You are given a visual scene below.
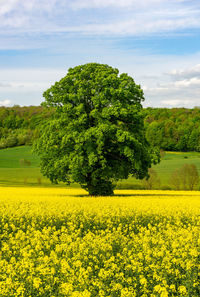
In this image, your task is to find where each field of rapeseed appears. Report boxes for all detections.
[0,187,199,297]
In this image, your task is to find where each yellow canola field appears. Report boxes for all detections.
[0,187,199,297]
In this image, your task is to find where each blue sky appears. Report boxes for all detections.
[0,0,200,107]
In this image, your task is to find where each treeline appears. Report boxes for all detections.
[1,105,200,151]
[144,107,200,152]
[0,105,53,149]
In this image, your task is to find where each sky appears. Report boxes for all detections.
[0,0,200,108]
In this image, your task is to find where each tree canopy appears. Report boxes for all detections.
[34,63,158,195]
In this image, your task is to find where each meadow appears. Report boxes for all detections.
[0,187,199,296]
[1,146,200,189]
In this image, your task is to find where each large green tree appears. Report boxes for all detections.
[34,63,158,195]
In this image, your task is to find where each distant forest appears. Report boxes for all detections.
[0,105,200,152]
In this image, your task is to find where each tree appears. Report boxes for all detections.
[180,164,199,190]
[34,63,159,195]
[169,169,181,190]
[142,168,160,190]
[170,164,199,190]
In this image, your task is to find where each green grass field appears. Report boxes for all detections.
[0,146,54,187]
[0,146,200,189]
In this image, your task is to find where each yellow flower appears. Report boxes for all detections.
[178,286,187,295]
[33,277,42,289]
[0,187,199,296]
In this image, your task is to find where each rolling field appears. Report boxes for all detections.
[0,146,70,187]
[0,187,199,296]
[1,146,200,189]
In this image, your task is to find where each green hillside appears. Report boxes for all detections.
[0,146,56,187]
[0,146,200,189]
[0,146,39,168]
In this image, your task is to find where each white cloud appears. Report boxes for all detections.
[60,18,189,36]
[69,0,172,10]
[174,77,200,88]
[2,62,199,108]
[0,68,66,83]
[0,1,200,108]
[137,59,200,108]
[0,0,57,16]
[143,79,200,107]
[0,68,67,106]
[0,69,70,106]
[169,64,200,80]
[144,77,200,93]
[0,99,11,106]
[0,82,12,87]
[0,0,18,15]
[0,82,50,92]
[161,99,183,106]
[161,98,196,107]
[70,0,134,9]
[0,0,200,36]
[69,0,197,10]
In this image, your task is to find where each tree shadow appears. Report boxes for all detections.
[72,193,188,198]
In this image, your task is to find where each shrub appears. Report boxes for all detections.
[170,164,199,190]
[142,168,161,190]
[19,159,31,167]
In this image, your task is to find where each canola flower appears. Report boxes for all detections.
[0,187,199,297]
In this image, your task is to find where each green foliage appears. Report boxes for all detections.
[19,159,31,167]
[0,106,53,149]
[142,168,161,190]
[144,107,200,151]
[34,63,156,195]
[170,163,199,190]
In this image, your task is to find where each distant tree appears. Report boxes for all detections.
[170,164,199,190]
[19,159,31,167]
[144,107,200,152]
[180,164,199,190]
[169,169,181,190]
[34,63,159,196]
[142,168,160,190]
[160,149,165,159]
[146,121,164,148]
[5,135,18,148]
[188,129,200,151]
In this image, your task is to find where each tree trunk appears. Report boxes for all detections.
[86,179,115,196]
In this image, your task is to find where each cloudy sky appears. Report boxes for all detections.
[0,0,200,107]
